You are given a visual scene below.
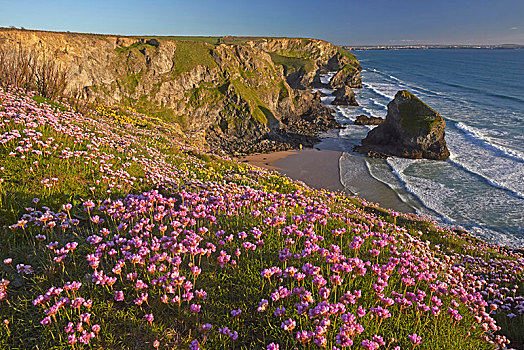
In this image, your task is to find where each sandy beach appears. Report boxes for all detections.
[241,138,415,214]
[241,139,344,193]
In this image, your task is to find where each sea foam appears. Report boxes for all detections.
[455,122,524,163]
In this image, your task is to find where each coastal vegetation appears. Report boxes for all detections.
[0,86,523,349]
[267,52,315,75]
[397,91,441,134]
[167,41,217,78]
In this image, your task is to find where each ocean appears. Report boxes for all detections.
[320,49,524,247]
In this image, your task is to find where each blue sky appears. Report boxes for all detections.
[1,0,523,45]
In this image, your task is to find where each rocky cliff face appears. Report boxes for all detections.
[0,29,361,154]
[354,90,450,160]
[247,37,362,89]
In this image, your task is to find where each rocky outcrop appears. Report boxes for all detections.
[208,92,340,154]
[354,115,384,125]
[330,65,362,88]
[311,74,329,89]
[354,90,450,160]
[0,29,361,154]
[332,86,358,106]
[205,90,338,154]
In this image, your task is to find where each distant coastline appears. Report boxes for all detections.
[344,44,524,50]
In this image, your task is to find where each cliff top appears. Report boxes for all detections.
[0,27,332,46]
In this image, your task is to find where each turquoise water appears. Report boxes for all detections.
[328,49,524,246]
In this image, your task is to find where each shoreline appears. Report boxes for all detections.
[241,141,345,193]
[241,138,416,214]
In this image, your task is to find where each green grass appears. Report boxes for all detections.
[115,42,156,54]
[229,79,273,125]
[0,124,148,228]
[120,73,141,95]
[337,46,360,65]
[133,97,187,128]
[219,36,267,45]
[186,84,224,108]
[31,96,68,112]
[171,41,217,78]
[268,52,315,74]
[143,36,221,45]
[340,63,359,75]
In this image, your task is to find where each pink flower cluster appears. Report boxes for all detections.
[32,282,100,346]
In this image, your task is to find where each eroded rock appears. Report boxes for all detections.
[0,29,356,155]
[332,86,358,106]
[330,66,362,88]
[354,115,384,125]
[354,90,450,160]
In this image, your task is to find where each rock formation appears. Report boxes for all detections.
[248,38,362,90]
[330,65,362,88]
[0,29,362,154]
[332,86,358,106]
[354,90,450,160]
[354,115,384,125]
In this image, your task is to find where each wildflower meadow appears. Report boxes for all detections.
[0,86,523,349]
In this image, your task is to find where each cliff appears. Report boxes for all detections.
[0,29,361,154]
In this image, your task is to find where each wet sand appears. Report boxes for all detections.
[241,138,415,214]
[242,147,344,193]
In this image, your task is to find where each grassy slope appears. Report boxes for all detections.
[268,52,315,74]
[0,89,523,350]
[142,36,221,45]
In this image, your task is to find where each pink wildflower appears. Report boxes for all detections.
[408,333,422,345]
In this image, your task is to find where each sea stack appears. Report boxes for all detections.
[354,90,450,160]
[332,86,359,106]
[330,66,363,88]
